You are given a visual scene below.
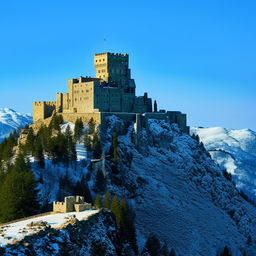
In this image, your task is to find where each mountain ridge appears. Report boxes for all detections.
[191,126,256,200]
[0,108,32,142]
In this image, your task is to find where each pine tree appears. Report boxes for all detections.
[223,169,232,181]
[74,118,84,142]
[160,242,169,256]
[219,246,232,256]
[94,194,102,209]
[33,139,45,168]
[169,248,176,256]
[13,153,31,172]
[103,191,112,209]
[94,169,106,193]
[119,201,138,254]
[112,132,118,163]
[48,132,69,164]
[88,118,96,134]
[110,195,122,227]
[0,156,39,222]
[246,235,252,246]
[0,131,18,162]
[74,180,92,203]
[49,113,63,131]
[92,133,102,159]
[84,132,92,151]
[65,125,77,162]
[120,198,128,227]
[25,127,35,153]
[142,234,161,256]
[154,100,158,112]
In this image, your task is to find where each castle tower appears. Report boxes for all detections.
[94,52,131,89]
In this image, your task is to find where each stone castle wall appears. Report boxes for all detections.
[53,201,66,213]
[33,101,56,123]
[61,112,102,124]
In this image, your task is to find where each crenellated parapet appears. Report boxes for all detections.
[33,101,56,123]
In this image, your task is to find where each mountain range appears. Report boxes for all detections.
[0,108,32,142]
[191,127,256,200]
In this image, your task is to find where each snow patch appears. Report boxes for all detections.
[0,210,98,246]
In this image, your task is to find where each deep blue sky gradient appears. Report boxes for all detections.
[0,0,255,129]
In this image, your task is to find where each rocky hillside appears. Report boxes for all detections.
[104,117,256,255]
[0,108,32,142]
[1,210,135,256]
[191,127,256,200]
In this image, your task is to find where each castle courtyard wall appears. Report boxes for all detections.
[60,112,102,124]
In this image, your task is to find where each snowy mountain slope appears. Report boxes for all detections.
[0,108,32,142]
[105,117,256,255]
[0,210,98,246]
[190,127,256,199]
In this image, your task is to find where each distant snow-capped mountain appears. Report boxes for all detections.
[0,108,32,142]
[191,126,256,199]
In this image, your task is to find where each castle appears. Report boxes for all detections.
[33,52,189,133]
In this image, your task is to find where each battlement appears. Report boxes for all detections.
[68,76,102,84]
[95,52,128,57]
[33,101,56,106]
[53,201,65,206]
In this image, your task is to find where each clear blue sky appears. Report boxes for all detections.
[0,0,255,130]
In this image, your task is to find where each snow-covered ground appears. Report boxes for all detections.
[0,108,32,142]
[191,127,256,199]
[0,210,98,246]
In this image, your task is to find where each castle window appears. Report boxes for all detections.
[98,70,101,73]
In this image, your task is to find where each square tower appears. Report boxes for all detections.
[94,52,131,88]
